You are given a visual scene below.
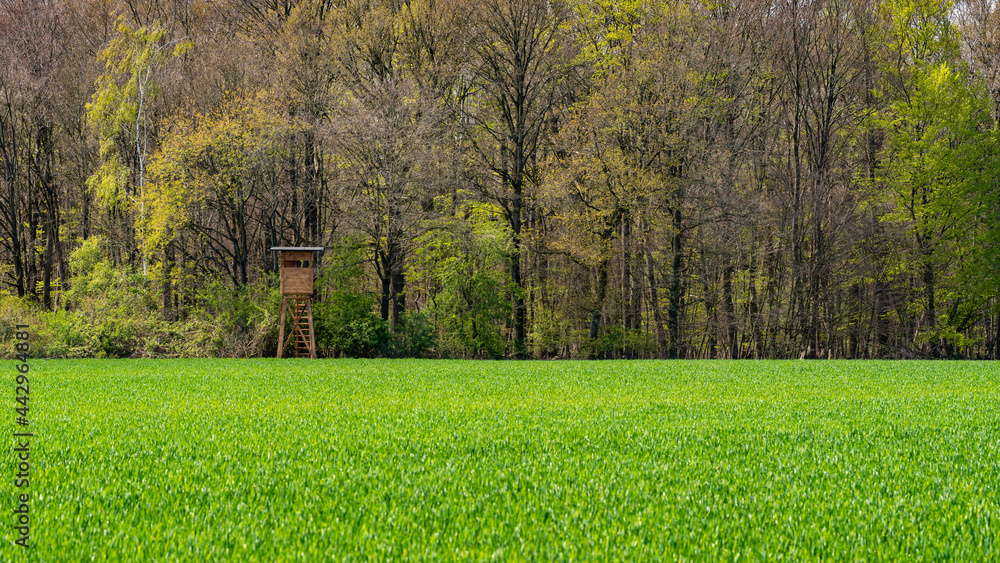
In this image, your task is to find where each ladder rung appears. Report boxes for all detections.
[280,297,314,358]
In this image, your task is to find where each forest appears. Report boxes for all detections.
[1,0,998,359]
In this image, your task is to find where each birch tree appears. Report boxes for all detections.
[86,15,190,274]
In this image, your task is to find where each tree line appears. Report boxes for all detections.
[1,0,998,359]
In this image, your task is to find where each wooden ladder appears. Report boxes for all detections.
[277,296,316,358]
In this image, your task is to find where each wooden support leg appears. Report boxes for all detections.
[277,297,287,358]
[284,300,301,356]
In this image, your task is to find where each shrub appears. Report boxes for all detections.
[39,309,99,358]
[0,294,43,358]
[312,238,392,358]
[194,276,280,358]
[95,317,141,358]
[410,217,513,359]
[339,314,390,358]
[313,288,390,358]
[388,311,437,358]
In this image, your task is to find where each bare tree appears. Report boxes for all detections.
[460,0,575,357]
[330,77,442,327]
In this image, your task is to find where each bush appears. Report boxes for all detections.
[579,325,655,359]
[194,276,280,358]
[388,311,437,358]
[95,318,141,358]
[7,233,448,359]
[0,294,42,358]
[39,309,99,358]
[339,315,390,358]
[313,289,389,358]
[431,267,511,359]
[311,238,394,358]
[21,235,282,358]
[530,308,576,359]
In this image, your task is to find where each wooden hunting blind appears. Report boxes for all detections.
[271,247,324,359]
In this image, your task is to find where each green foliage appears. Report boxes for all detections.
[872,0,1000,347]
[57,236,157,357]
[875,62,995,258]
[879,0,959,67]
[334,314,390,358]
[95,317,142,358]
[19,236,278,359]
[529,306,578,358]
[917,321,980,354]
[312,239,437,358]
[65,236,127,305]
[387,311,437,358]
[0,296,96,359]
[579,324,654,359]
[568,0,652,73]
[0,269,192,360]
[411,201,514,358]
[0,294,43,358]
[144,90,294,267]
[194,276,280,357]
[67,235,106,275]
[313,296,389,359]
[313,238,389,358]
[39,309,98,358]
[9,359,1000,560]
[86,16,191,211]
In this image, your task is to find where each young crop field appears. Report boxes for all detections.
[5,359,999,560]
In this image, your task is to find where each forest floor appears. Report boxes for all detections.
[8,359,999,560]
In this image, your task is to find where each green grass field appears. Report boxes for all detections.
[5,360,999,560]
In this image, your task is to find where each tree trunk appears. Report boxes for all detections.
[923,256,936,356]
[994,309,1000,360]
[748,253,763,359]
[54,229,65,310]
[37,122,56,310]
[304,127,320,244]
[622,214,634,331]
[163,242,175,321]
[589,258,609,356]
[723,264,737,359]
[380,275,391,322]
[848,282,862,359]
[703,268,717,359]
[391,255,405,328]
[646,247,667,358]
[631,250,642,335]
[237,224,249,288]
[27,189,38,299]
[378,248,391,322]
[81,179,91,240]
[667,208,684,359]
[511,188,527,358]
[42,224,52,309]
